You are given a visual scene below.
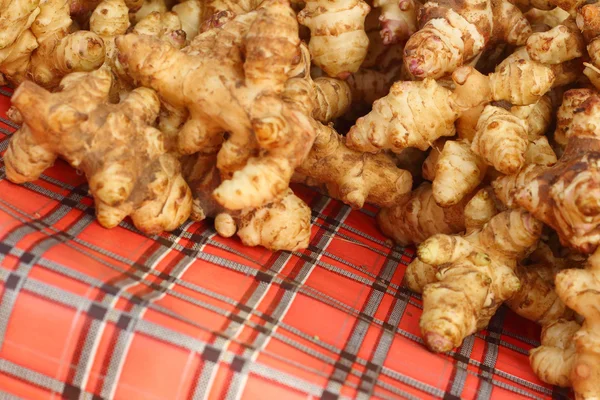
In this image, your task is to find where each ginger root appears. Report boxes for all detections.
[404,188,498,292]
[529,319,579,387]
[555,88,595,148]
[552,247,600,398]
[511,94,553,140]
[183,153,311,251]
[429,139,487,207]
[132,10,187,49]
[403,0,531,79]
[347,58,555,155]
[417,209,542,352]
[472,105,529,175]
[283,43,353,123]
[131,0,168,22]
[90,0,130,65]
[347,78,460,153]
[205,0,262,15]
[492,164,548,208]
[0,0,40,51]
[215,189,312,251]
[524,136,558,166]
[284,51,413,209]
[116,0,315,211]
[526,16,584,65]
[506,260,573,325]
[377,183,470,245]
[297,0,371,79]
[296,122,413,209]
[491,136,557,210]
[516,94,600,253]
[346,12,404,111]
[4,68,191,234]
[577,3,600,90]
[1,0,106,88]
[172,0,204,40]
[374,0,419,45]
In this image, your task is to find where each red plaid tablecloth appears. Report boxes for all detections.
[0,87,568,400]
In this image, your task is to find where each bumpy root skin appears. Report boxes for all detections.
[26,0,71,88]
[283,50,410,210]
[172,0,205,40]
[133,10,187,49]
[577,3,600,89]
[491,157,549,209]
[555,89,596,148]
[526,18,585,65]
[403,187,498,294]
[377,183,468,246]
[312,77,353,122]
[506,264,573,326]
[552,249,600,398]
[511,94,553,140]
[404,258,438,294]
[131,0,168,22]
[456,104,485,142]
[297,122,413,209]
[347,59,555,156]
[4,68,192,234]
[529,319,579,387]
[184,155,312,251]
[489,55,556,106]
[0,29,38,85]
[53,31,106,77]
[374,0,419,45]
[234,189,312,251]
[524,136,558,166]
[297,0,371,78]
[472,105,529,175]
[418,209,542,352]
[402,0,531,80]
[432,139,487,207]
[402,0,493,80]
[491,0,533,45]
[117,0,314,211]
[516,95,600,253]
[347,79,458,153]
[463,187,498,233]
[0,0,40,50]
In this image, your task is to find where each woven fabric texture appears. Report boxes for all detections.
[0,88,568,400]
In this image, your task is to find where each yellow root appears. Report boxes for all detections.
[553,248,600,398]
[377,183,469,246]
[516,95,600,253]
[529,319,579,387]
[418,209,542,352]
[298,0,371,78]
[4,68,192,234]
[432,139,487,207]
[472,105,529,175]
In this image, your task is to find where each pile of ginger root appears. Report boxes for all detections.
[3,0,600,396]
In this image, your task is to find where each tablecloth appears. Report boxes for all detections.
[0,86,569,400]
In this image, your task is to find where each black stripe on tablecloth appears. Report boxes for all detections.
[0,181,94,349]
[0,271,341,399]
[320,242,406,400]
[355,282,412,398]
[0,198,555,400]
[223,198,351,400]
[474,307,507,400]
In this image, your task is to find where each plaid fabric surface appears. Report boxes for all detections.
[0,87,569,400]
